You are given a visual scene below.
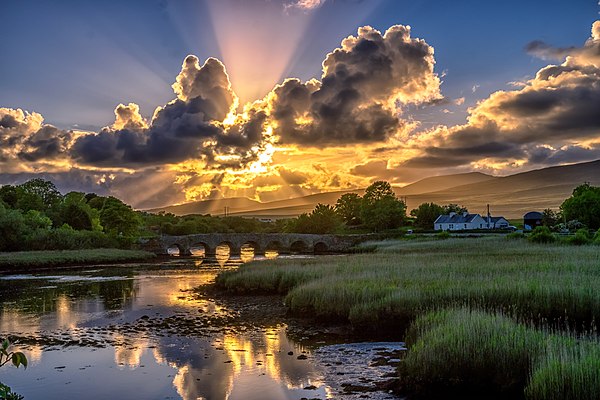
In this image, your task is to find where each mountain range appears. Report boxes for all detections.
[148,159,600,219]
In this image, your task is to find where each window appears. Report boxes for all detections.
[464,224,467,228]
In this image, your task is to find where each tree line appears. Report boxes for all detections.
[1,178,599,251]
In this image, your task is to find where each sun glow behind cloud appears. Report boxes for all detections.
[204,0,320,106]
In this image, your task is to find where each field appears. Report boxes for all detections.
[0,249,156,270]
[216,237,600,398]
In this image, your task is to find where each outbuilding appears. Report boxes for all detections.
[523,211,543,231]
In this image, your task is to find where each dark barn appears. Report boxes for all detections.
[524,211,543,230]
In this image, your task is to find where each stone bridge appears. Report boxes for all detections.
[140,233,373,256]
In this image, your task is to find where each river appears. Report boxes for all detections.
[0,247,404,400]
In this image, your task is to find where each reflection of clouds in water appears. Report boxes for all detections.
[153,327,324,400]
[0,265,327,399]
[113,333,149,370]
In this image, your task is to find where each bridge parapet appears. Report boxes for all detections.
[140,233,371,256]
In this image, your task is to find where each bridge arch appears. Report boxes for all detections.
[190,242,213,257]
[241,241,262,255]
[167,243,184,256]
[217,241,241,257]
[290,240,309,254]
[314,241,329,254]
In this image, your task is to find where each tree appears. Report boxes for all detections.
[59,192,101,231]
[361,181,406,231]
[0,205,26,251]
[0,185,19,208]
[443,204,468,214]
[89,196,141,236]
[411,202,444,230]
[308,203,342,234]
[286,204,342,234]
[560,183,600,230]
[541,208,559,228]
[18,179,62,208]
[335,193,362,225]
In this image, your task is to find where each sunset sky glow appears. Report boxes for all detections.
[1,0,599,208]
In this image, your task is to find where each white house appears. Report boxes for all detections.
[434,212,510,231]
[434,212,488,231]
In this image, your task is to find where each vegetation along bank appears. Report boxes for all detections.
[215,237,600,398]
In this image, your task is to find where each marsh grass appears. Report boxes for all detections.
[216,238,600,329]
[400,308,600,399]
[0,249,155,270]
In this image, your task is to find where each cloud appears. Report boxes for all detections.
[2,25,441,173]
[112,103,148,131]
[70,56,264,168]
[408,20,600,169]
[285,0,325,11]
[262,25,441,145]
[0,107,73,165]
[525,21,600,66]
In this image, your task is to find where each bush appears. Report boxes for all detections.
[436,230,450,240]
[528,226,556,244]
[567,229,591,246]
[24,227,120,250]
[593,229,600,244]
[507,232,525,240]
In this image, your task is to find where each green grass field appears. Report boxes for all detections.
[217,237,600,328]
[216,237,600,398]
[0,248,156,270]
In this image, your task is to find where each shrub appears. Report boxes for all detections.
[507,232,525,240]
[567,228,591,246]
[528,226,556,244]
[593,229,600,244]
[436,230,450,240]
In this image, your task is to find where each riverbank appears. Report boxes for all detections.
[0,248,157,272]
[214,237,600,398]
[1,262,406,399]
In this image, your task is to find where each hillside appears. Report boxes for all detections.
[148,160,600,219]
[148,197,262,216]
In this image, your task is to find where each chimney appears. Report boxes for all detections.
[449,212,456,217]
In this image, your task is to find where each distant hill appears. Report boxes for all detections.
[394,172,496,196]
[148,160,600,219]
[148,197,262,216]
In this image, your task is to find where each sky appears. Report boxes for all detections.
[0,0,599,208]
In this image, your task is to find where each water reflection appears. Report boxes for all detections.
[0,263,326,400]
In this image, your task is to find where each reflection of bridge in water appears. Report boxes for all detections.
[140,233,371,256]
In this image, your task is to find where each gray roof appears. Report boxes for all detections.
[435,213,481,224]
[524,211,543,219]
[489,216,507,223]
